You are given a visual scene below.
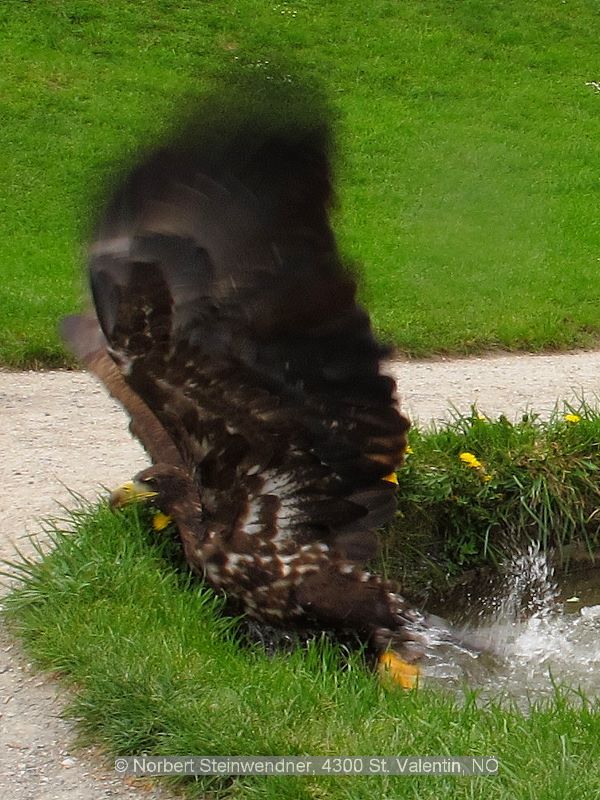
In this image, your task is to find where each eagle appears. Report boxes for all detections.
[62,77,442,688]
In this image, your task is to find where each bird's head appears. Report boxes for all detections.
[110,465,199,529]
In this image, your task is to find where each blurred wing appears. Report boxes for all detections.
[61,314,184,470]
[76,83,410,564]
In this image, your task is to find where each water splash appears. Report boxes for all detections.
[489,542,559,622]
[423,544,600,705]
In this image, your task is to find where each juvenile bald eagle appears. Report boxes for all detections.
[62,78,435,687]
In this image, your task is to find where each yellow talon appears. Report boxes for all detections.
[378,651,420,689]
[152,511,173,531]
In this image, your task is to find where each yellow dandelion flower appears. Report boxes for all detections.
[482,473,493,483]
[564,413,581,424]
[152,511,173,531]
[459,452,483,469]
[476,413,487,421]
[405,445,414,455]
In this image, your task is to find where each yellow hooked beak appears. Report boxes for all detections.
[109,480,173,531]
[109,480,158,509]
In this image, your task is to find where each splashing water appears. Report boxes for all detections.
[423,544,600,706]
[489,543,559,621]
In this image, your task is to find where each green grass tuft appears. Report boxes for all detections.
[385,402,600,593]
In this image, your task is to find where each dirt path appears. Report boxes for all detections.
[2,349,600,798]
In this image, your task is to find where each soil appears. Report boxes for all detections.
[2,349,600,798]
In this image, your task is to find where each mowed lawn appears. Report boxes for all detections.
[2,0,600,366]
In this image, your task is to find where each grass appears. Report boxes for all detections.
[4,405,600,797]
[4,7,600,785]
[3,504,600,800]
[385,403,600,594]
[2,0,600,366]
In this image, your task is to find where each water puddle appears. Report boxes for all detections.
[422,545,600,706]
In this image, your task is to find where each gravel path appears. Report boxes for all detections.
[3,349,600,798]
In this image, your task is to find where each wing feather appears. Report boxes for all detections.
[61,314,185,470]
[70,80,410,564]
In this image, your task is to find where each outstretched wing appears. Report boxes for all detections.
[61,314,184,470]
[69,80,410,564]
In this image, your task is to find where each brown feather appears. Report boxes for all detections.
[61,315,185,469]
[61,76,465,667]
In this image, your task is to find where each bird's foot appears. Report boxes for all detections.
[377,651,420,689]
